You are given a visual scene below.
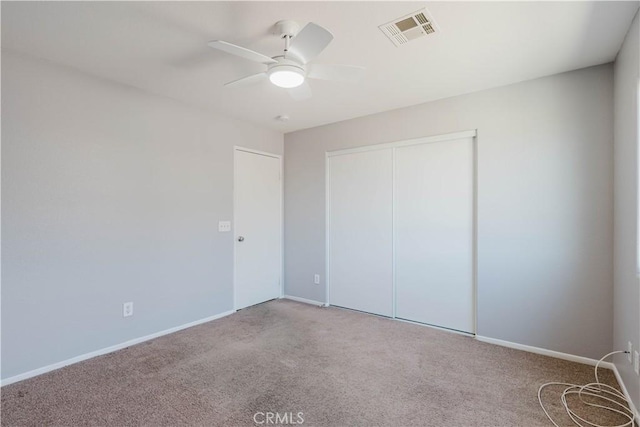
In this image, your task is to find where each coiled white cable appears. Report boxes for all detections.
[538,350,635,427]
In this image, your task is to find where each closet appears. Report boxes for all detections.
[327,131,475,333]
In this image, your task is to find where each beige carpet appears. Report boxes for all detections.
[0,300,631,426]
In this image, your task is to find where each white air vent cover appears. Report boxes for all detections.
[379,8,439,47]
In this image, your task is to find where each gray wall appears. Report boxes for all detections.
[1,51,283,380]
[613,11,640,410]
[284,64,614,360]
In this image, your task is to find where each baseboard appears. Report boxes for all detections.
[476,335,640,421]
[282,295,327,307]
[612,363,640,423]
[1,309,236,387]
[475,336,615,369]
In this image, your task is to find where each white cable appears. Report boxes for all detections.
[538,350,634,427]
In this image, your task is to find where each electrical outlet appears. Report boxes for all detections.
[218,221,231,232]
[634,351,639,375]
[628,342,633,362]
[123,302,133,318]
[314,274,320,285]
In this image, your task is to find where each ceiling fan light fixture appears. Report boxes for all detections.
[268,64,305,88]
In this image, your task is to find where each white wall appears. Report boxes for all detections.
[284,64,614,360]
[613,11,640,410]
[1,51,283,380]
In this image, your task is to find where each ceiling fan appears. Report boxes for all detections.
[208,20,365,100]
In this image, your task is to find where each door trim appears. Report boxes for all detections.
[324,130,478,334]
[325,130,477,158]
[233,146,284,311]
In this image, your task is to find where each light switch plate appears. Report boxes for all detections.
[634,351,639,375]
[218,221,231,232]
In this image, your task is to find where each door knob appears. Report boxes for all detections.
[237,236,245,242]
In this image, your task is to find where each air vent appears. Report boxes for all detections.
[379,8,439,47]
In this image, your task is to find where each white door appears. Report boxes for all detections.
[328,149,393,317]
[394,137,474,333]
[234,149,282,310]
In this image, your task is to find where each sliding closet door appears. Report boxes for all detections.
[329,149,393,317]
[395,137,474,333]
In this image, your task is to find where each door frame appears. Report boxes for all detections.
[233,146,284,311]
[325,129,478,335]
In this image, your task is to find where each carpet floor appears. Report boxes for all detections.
[0,299,631,426]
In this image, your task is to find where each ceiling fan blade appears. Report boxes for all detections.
[287,81,313,100]
[288,23,334,64]
[307,64,365,82]
[224,72,267,88]
[208,40,277,64]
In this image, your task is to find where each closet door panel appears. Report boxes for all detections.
[395,138,474,332]
[329,149,393,317]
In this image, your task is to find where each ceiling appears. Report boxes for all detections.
[2,1,638,133]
